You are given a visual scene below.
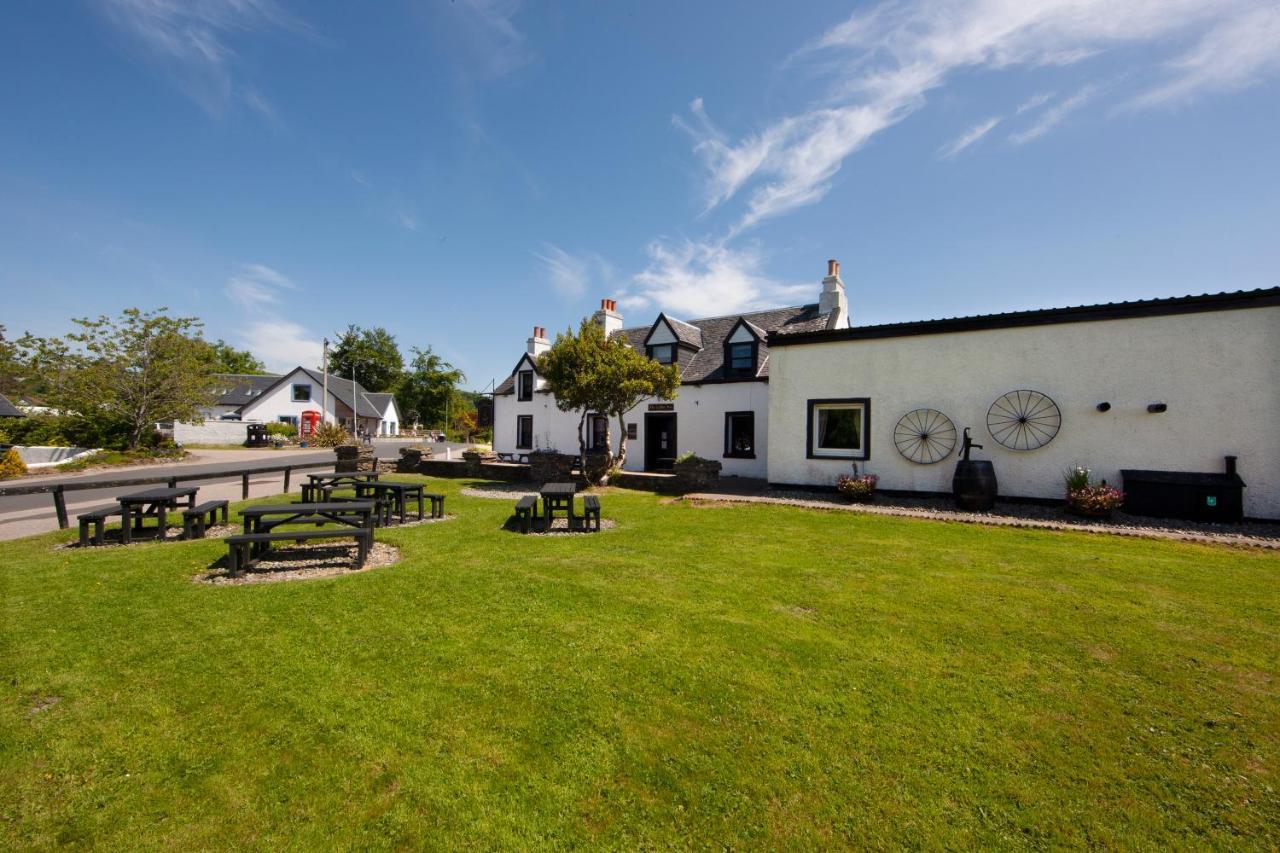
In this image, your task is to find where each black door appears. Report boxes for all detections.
[645,413,677,471]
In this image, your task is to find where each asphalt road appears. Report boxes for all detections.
[0,440,472,540]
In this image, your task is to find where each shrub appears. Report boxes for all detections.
[836,472,878,501]
[0,447,28,479]
[266,422,298,438]
[1063,465,1091,492]
[1063,465,1125,516]
[310,422,352,448]
[675,451,711,465]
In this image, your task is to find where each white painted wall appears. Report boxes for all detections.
[767,306,1280,519]
[240,369,325,425]
[647,322,677,346]
[174,420,252,445]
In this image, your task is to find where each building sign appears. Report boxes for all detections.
[648,403,674,411]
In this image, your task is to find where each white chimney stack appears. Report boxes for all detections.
[527,326,550,357]
[592,298,623,338]
[819,259,849,330]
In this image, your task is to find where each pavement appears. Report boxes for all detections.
[0,440,472,541]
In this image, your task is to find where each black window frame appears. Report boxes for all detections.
[517,370,534,402]
[291,383,312,403]
[586,413,609,450]
[805,398,870,460]
[647,343,675,365]
[515,415,533,450]
[724,340,757,378]
[723,411,756,459]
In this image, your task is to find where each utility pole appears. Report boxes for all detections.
[321,338,330,425]
[352,362,358,439]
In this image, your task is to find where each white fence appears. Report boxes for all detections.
[174,420,252,445]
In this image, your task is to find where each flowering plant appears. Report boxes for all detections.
[1063,466,1124,516]
[836,464,878,502]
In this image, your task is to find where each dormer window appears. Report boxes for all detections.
[725,341,756,377]
[648,344,675,365]
[517,370,534,401]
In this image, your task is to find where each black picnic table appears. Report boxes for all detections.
[540,482,578,528]
[118,486,199,544]
[301,472,380,502]
[353,481,427,525]
[239,501,377,557]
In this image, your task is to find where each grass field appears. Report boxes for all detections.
[2,477,1277,848]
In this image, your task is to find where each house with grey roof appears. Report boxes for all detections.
[493,260,850,477]
[236,367,401,437]
[0,392,25,419]
[199,373,282,420]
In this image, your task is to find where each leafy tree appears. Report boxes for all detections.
[209,339,267,374]
[328,325,404,392]
[538,318,680,483]
[397,346,465,430]
[28,308,219,449]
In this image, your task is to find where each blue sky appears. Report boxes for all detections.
[2,1,1278,388]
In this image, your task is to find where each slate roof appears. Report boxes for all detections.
[363,392,396,417]
[657,314,704,348]
[212,373,280,407]
[0,392,24,418]
[240,367,390,419]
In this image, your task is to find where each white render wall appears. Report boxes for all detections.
[239,369,383,435]
[767,306,1280,519]
[492,380,771,478]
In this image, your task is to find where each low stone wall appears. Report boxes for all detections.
[528,451,576,483]
[175,420,251,445]
[412,459,531,482]
[15,445,97,468]
[335,444,377,472]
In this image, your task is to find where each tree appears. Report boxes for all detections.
[397,346,464,430]
[538,318,680,482]
[328,325,404,392]
[209,339,267,374]
[30,308,220,449]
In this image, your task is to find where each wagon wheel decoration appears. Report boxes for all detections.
[986,389,1061,451]
[893,408,957,464]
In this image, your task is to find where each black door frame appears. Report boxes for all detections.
[644,412,677,472]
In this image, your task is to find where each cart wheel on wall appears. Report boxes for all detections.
[986,389,1061,451]
[893,408,958,464]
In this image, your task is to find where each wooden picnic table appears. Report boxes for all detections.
[238,501,377,558]
[353,481,426,525]
[539,482,578,528]
[117,486,199,544]
[301,472,380,502]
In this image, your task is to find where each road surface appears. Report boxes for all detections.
[0,440,471,541]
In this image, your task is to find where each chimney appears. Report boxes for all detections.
[527,325,550,357]
[820,258,849,330]
[592,298,624,338]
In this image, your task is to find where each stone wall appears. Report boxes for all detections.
[175,420,251,446]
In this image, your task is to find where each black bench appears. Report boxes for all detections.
[425,492,445,519]
[78,504,122,547]
[225,528,372,576]
[182,500,229,540]
[580,495,601,532]
[514,495,537,534]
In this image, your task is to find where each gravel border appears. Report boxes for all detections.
[461,483,542,501]
[683,490,1280,549]
[195,541,402,585]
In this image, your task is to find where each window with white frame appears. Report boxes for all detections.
[291,384,312,402]
[806,398,869,459]
[647,344,675,365]
[517,370,534,401]
[516,415,533,449]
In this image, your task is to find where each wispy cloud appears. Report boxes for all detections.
[96,0,306,118]
[535,244,613,300]
[938,116,1001,159]
[224,263,297,309]
[1009,85,1099,145]
[680,0,1280,234]
[626,239,811,318]
[448,0,533,78]
[1015,92,1055,115]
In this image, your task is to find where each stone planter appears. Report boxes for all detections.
[528,450,576,484]
[334,444,376,472]
[673,457,722,492]
[461,449,497,477]
[396,445,432,473]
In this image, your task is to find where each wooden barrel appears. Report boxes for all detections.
[953,460,998,511]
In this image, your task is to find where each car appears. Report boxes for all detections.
[218,412,243,421]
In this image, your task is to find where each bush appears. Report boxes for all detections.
[1063,465,1125,516]
[0,447,28,479]
[310,422,352,448]
[2,413,131,450]
[266,422,298,438]
[836,472,878,502]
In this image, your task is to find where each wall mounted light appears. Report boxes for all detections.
[1147,402,1168,413]
[1096,402,1111,412]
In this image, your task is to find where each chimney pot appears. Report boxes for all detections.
[827,259,839,277]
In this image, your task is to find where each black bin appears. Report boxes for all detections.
[245,423,269,448]
[1120,456,1245,523]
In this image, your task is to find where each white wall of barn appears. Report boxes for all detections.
[766,306,1280,519]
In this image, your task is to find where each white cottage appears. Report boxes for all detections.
[766,287,1280,520]
[493,261,852,476]
[237,367,401,437]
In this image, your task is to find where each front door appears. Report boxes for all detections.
[645,413,677,471]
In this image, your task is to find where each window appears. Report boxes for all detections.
[291,384,311,402]
[517,370,534,401]
[516,415,533,449]
[647,344,675,364]
[806,398,870,459]
[278,415,298,426]
[587,414,608,450]
[725,341,756,377]
[724,411,755,458]
[626,422,637,440]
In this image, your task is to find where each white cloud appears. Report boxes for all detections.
[396,211,419,232]
[239,319,323,374]
[224,263,296,309]
[1009,85,1099,144]
[938,116,1001,158]
[534,244,613,300]
[450,0,532,78]
[626,239,811,319]
[1015,92,1055,114]
[96,0,304,117]
[682,0,1280,233]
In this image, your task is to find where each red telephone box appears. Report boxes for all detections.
[300,410,322,437]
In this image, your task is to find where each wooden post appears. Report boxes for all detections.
[54,485,68,529]
[242,472,250,499]
[167,476,177,488]
[284,466,291,494]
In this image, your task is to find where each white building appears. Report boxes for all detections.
[237,367,401,436]
[493,262,850,476]
[766,287,1280,520]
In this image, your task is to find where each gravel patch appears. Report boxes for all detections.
[196,541,402,585]
[461,483,542,500]
[685,489,1280,549]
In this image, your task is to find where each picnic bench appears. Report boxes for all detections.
[540,482,577,529]
[349,481,446,524]
[78,504,122,547]
[229,500,377,575]
[182,500,229,540]
[581,494,601,532]
[301,472,379,502]
[513,495,537,533]
[118,486,199,544]
[226,527,373,576]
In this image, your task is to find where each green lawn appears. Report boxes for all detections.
[3,478,1277,849]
